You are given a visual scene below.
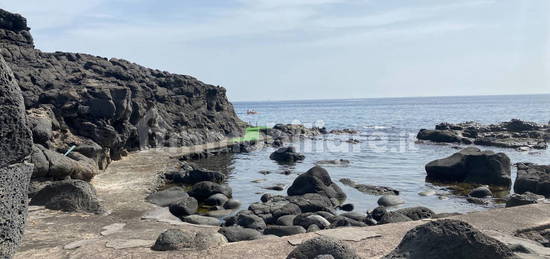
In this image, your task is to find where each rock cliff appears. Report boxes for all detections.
[0,53,34,257]
[0,9,245,171]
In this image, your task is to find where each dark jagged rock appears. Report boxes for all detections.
[30,179,104,213]
[287,166,347,204]
[270,146,305,164]
[505,192,544,208]
[418,120,549,150]
[339,178,399,196]
[514,163,550,197]
[425,147,512,187]
[0,52,34,258]
[383,219,516,259]
[0,9,244,172]
[287,236,360,259]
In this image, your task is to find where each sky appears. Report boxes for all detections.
[1,0,549,102]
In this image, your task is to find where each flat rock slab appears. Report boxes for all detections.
[486,230,550,258]
[105,239,154,249]
[318,228,380,242]
[141,207,184,225]
[100,223,126,236]
[63,239,99,250]
[287,228,380,245]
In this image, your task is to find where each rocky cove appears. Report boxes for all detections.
[1,8,550,259]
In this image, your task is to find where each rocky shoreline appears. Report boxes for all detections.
[1,7,550,259]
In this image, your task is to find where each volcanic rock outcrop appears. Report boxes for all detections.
[0,49,34,257]
[0,8,244,173]
[418,120,549,150]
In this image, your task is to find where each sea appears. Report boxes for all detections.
[198,94,550,214]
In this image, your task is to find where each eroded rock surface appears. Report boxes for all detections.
[383,219,516,259]
[0,49,33,257]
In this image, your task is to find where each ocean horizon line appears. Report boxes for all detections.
[232,92,550,104]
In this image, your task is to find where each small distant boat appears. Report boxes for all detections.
[247,109,258,115]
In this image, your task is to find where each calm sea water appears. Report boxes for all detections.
[202,95,550,214]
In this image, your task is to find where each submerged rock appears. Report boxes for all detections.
[30,179,104,214]
[340,178,399,196]
[270,146,305,164]
[377,195,405,207]
[425,147,512,187]
[383,219,516,259]
[287,236,360,259]
[468,186,493,198]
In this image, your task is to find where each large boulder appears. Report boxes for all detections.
[514,163,550,197]
[287,166,347,203]
[270,146,305,163]
[287,236,360,259]
[0,52,34,258]
[30,144,97,181]
[383,219,516,259]
[425,147,511,187]
[29,179,104,213]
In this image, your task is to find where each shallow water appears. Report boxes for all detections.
[203,95,550,214]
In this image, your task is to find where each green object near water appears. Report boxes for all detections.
[231,126,268,143]
[64,145,76,156]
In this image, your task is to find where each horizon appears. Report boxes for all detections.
[233,92,550,103]
[1,0,548,102]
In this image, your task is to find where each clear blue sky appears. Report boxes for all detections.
[1,0,548,101]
